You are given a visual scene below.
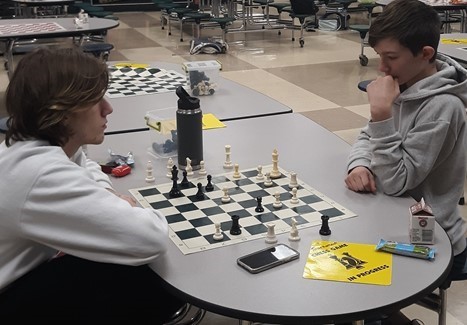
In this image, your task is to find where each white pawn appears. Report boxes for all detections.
[145,160,155,183]
[264,172,273,187]
[233,163,241,179]
[185,157,194,176]
[213,222,223,241]
[223,145,233,169]
[198,160,207,176]
[256,165,264,180]
[166,157,174,178]
[289,172,298,189]
[290,187,299,204]
[221,187,231,203]
[273,191,282,209]
[265,222,278,244]
[288,217,300,242]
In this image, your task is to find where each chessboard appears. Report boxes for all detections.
[0,22,66,36]
[130,165,357,255]
[106,66,186,98]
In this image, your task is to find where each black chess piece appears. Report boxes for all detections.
[255,197,264,213]
[205,174,214,192]
[319,215,331,236]
[181,170,189,188]
[169,165,181,198]
[230,215,241,235]
[195,182,205,200]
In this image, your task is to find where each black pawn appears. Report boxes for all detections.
[230,215,241,235]
[169,165,181,198]
[181,171,189,188]
[255,197,264,213]
[205,174,214,192]
[319,215,331,236]
[195,182,205,200]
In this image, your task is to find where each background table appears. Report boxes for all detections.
[439,33,467,64]
[87,113,452,324]
[104,61,293,135]
[12,0,75,17]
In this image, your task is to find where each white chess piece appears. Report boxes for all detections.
[213,222,223,241]
[270,148,281,179]
[233,163,241,179]
[265,222,278,244]
[264,172,273,187]
[256,165,264,180]
[273,191,282,209]
[290,187,299,204]
[166,157,174,178]
[288,217,300,242]
[221,187,231,203]
[145,160,155,183]
[223,145,233,169]
[185,157,194,176]
[198,160,207,176]
[289,172,298,189]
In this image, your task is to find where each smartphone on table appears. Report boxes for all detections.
[237,244,300,274]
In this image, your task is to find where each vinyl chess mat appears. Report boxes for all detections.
[129,165,357,255]
[106,66,186,98]
[0,22,66,36]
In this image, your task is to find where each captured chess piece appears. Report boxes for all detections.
[199,160,207,175]
[255,197,264,213]
[233,163,241,179]
[224,144,233,169]
[185,157,194,176]
[319,215,331,236]
[205,174,214,192]
[265,222,278,244]
[230,215,241,235]
[145,160,155,183]
[166,157,174,178]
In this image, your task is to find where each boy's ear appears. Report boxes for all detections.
[421,46,436,61]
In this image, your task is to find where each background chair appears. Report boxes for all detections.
[289,0,319,47]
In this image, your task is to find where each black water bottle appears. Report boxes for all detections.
[176,86,203,170]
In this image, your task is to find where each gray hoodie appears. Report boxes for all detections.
[347,54,467,256]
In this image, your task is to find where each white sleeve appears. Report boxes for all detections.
[20,160,168,266]
[71,147,113,189]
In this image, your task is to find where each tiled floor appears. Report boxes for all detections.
[0,7,466,325]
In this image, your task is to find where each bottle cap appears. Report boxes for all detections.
[176,86,200,110]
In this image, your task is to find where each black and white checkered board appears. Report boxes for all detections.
[0,22,66,36]
[129,165,357,255]
[106,66,186,98]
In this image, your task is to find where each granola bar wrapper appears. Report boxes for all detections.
[376,239,435,260]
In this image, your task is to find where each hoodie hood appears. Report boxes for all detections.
[396,53,467,107]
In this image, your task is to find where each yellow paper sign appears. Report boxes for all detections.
[303,240,392,286]
[114,62,150,69]
[202,113,226,130]
[441,38,467,45]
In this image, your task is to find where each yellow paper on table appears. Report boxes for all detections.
[303,240,392,286]
[441,38,467,45]
[114,62,150,69]
[202,113,226,130]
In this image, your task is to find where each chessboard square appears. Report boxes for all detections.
[241,170,258,178]
[168,196,192,206]
[264,203,287,211]
[232,178,254,187]
[273,208,299,219]
[272,219,292,231]
[205,190,224,200]
[176,228,202,240]
[166,213,187,224]
[238,215,262,227]
[290,205,315,215]
[194,200,218,209]
[189,216,214,228]
[244,223,268,235]
[263,186,289,196]
[283,214,308,226]
[187,194,207,202]
[231,192,253,202]
[270,177,288,186]
[254,212,279,223]
[159,206,179,217]
[183,236,211,249]
[175,203,199,213]
[163,192,186,200]
[138,187,160,197]
[247,189,271,200]
[300,194,323,205]
[209,214,233,224]
[150,200,173,210]
[319,207,345,218]
[301,211,324,224]
[201,206,225,216]
[170,220,192,231]
[141,193,166,204]
[228,209,252,219]
[211,175,230,183]
[238,198,259,209]
[182,209,207,220]
[240,183,263,193]
[205,233,229,244]
[212,197,236,206]
[217,202,243,212]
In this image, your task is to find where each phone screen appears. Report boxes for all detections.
[237,244,300,273]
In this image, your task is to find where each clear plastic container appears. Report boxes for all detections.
[145,107,178,158]
[182,60,221,96]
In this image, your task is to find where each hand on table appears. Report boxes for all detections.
[367,75,400,122]
[345,166,377,193]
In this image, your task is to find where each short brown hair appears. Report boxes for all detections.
[369,0,441,62]
[5,47,109,147]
